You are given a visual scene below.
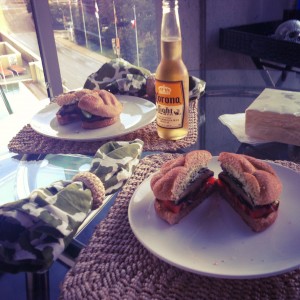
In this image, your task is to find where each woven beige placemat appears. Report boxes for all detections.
[60,154,300,300]
[8,100,198,155]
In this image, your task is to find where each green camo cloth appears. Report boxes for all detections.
[0,139,143,273]
[84,58,205,100]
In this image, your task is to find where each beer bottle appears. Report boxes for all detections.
[155,0,189,140]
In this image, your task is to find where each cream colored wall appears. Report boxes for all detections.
[0,42,20,55]
[29,61,46,86]
[0,42,22,68]
[0,32,40,64]
[0,36,45,84]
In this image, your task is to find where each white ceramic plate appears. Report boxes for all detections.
[30,95,156,141]
[128,157,300,279]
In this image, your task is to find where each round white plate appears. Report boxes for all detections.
[128,157,300,279]
[30,95,156,141]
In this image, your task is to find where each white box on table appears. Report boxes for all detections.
[245,88,300,146]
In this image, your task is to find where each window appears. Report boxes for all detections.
[1,0,201,116]
[0,0,47,117]
[0,0,158,115]
[47,0,158,91]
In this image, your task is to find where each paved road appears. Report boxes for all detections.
[1,0,110,90]
[54,34,110,89]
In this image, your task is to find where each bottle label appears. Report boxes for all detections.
[155,80,185,129]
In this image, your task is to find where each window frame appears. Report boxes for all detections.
[31,0,63,98]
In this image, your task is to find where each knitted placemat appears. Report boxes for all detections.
[8,100,198,155]
[60,154,300,300]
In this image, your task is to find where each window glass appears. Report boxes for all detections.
[0,0,47,117]
[0,0,158,117]
[50,0,158,91]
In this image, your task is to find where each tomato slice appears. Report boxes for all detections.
[158,177,217,214]
[162,200,184,214]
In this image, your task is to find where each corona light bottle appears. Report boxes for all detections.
[155,0,189,140]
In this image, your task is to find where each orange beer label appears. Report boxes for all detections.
[155,80,185,129]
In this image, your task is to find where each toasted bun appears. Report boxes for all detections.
[81,116,119,129]
[55,91,78,106]
[218,152,282,205]
[55,89,92,106]
[78,90,123,118]
[219,184,278,232]
[74,88,95,99]
[150,150,212,202]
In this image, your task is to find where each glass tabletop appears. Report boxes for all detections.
[0,150,118,252]
[1,69,300,251]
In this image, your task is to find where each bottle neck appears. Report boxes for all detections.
[161,38,182,60]
[160,0,182,60]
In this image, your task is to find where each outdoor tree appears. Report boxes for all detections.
[49,0,158,68]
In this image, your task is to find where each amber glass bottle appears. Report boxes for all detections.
[155,0,189,140]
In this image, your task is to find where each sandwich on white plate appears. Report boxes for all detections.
[55,89,123,129]
[217,152,282,232]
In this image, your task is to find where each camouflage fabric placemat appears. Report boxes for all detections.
[60,154,300,300]
[8,100,198,155]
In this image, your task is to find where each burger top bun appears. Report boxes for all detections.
[218,152,282,206]
[55,89,92,106]
[150,150,213,202]
[78,90,123,118]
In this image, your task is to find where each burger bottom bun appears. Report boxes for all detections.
[81,116,119,129]
[154,185,216,225]
[220,188,278,232]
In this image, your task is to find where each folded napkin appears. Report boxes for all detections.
[218,113,269,144]
[83,58,205,100]
[0,139,143,273]
[89,140,144,195]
